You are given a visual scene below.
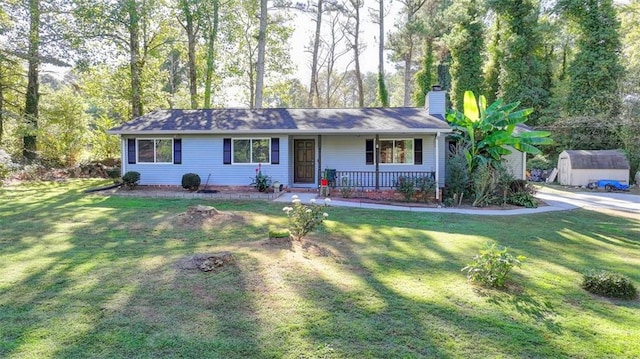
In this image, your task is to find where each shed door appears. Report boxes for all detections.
[558,156,570,185]
[294,139,315,183]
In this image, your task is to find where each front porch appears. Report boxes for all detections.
[326,170,436,189]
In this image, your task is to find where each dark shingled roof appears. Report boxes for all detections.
[107,108,451,135]
[562,150,630,169]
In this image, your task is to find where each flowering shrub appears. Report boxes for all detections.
[251,163,271,192]
[283,195,330,240]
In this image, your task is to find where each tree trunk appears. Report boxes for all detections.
[180,1,198,109]
[0,59,5,142]
[203,0,219,108]
[377,0,388,107]
[353,2,364,108]
[254,0,267,109]
[23,0,40,161]
[402,8,415,107]
[128,0,143,118]
[307,0,323,107]
[403,50,412,106]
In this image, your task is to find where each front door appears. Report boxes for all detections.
[294,139,315,183]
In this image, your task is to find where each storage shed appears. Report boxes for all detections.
[557,150,630,186]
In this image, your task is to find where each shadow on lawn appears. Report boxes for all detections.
[1,181,639,357]
[285,235,571,358]
[319,207,640,356]
[479,288,562,334]
[0,182,270,357]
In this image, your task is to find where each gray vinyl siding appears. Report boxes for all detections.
[503,148,525,180]
[320,135,439,182]
[121,133,446,187]
[122,135,289,186]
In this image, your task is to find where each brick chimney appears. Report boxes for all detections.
[425,85,446,117]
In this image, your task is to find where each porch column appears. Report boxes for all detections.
[317,135,322,184]
[375,134,380,189]
[435,133,441,200]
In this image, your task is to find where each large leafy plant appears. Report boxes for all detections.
[446,91,553,173]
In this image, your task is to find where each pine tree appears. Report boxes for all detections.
[489,0,549,123]
[558,0,623,116]
[445,0,484,111]
[413,39,434,107]
[483,16,500,104]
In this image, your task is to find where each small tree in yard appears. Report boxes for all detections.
[283,196,330,241]
[445,91,552,207]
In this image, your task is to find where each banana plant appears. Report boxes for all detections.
[446,91,553,173]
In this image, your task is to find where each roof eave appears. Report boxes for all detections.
[108,128,453,136]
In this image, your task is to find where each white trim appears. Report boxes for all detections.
[136,138,174,164]
[378,138,415,165]
[109,129,454,136]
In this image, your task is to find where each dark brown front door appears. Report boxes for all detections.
[294,139,315,183]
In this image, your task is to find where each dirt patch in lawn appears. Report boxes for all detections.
[175,252,237,272]
[257,235,344,261]
[171,205,246,229]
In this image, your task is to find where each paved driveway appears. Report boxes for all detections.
[275,186,639,216]
[535,186,640,214]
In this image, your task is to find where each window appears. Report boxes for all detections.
[232,138,270,164]
[137,139,173,163]
[379,139,414,164]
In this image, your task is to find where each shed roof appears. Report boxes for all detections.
[107,107,452,135]
[561,150,630,169]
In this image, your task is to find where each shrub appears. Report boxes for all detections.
[395,176,415,201]
[508,179,538,208]
[415,176,437,203]
[471,163,498,207]
[122,171,140,189]
[462,243,525,287]
[338,176,356,198]
[527,154,555,171]
[0,149,15,183]
[495,164,515,206]
[283,196,330,241]
[251,163,271,192]
[445,146,470,206]
[582,270,638,300]
[181,173,201,191]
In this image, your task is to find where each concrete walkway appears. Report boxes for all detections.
[274,186,639,216]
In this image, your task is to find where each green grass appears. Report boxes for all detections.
[1,180,639,358]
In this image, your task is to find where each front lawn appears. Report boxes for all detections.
[1,180,639,358]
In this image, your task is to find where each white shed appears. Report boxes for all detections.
[557,150,630,186]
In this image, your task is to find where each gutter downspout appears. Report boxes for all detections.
[375,134,380,190]
[318,135,322,186]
